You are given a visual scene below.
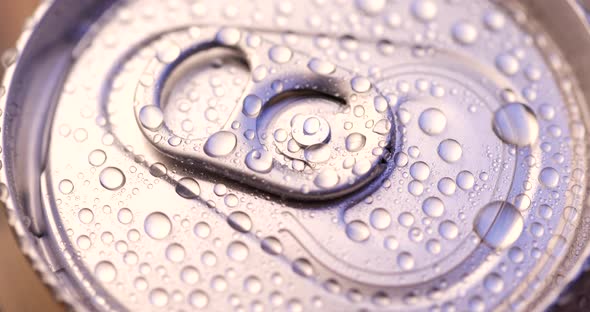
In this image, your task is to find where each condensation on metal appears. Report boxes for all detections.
[1,0,590,311]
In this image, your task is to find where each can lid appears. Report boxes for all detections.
[3,0,590,311]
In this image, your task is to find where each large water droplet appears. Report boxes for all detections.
[189,290,209,308]
[176,177,201,199]
[412,0,438,22]
[308,58,336,75]
[95,261,117,283]
[245,149,273,173]
[438,139,462,163]
[539,167,559,188]
[204,131,237,157]
[474,201,524,249]
[144,212,172,240]
[370,208,391,230]
[227,241,249,261]
[346,220,370,242]
[88,149,107,167]
[227,211,252,233]
[314,169,340,189]
[269,45,293,64]
[99,167,126,190]
[452,21,478,45]
[346,133,367,152]
[139,105,164,131]
[419,108,446,135]
[422,197,445,217]
[355,0,386,15]
[493,103,539,146]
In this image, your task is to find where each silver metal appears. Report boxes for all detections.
[2,0,590,311]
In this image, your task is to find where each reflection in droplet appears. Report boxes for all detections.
[346,220,370,242]
[419,108,447,135]
[227,211,252,233]
[493,103,539,146]
[144,212,172,240]
[99,167,126,191]
[204,131,237,157]
[474,201,523,249]
[176,177,201,199]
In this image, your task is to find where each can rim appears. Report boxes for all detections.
[1,0,590,311]
[0,0,95,310]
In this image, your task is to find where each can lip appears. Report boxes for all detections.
[0,1,96,311]
[1,1,590,311]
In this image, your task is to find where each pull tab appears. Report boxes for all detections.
[133,27,394,200]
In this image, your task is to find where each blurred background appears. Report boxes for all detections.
[0,2,65,312]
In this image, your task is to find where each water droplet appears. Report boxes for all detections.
[189,290,209,308]
[227,241,249,261]
[484,273,504,293]
[438,177,456,195]
[166,243,186,262]
[181,266,200,284]
[216,27,241,45]
[308,58,336,75]
[204,131,237,157]
[117,208,133,224]
[144,212,172,240]
[346,220,370,242]
[194,222,211,238]
[244,276,263,294]
[351,76,371,93]
[88,149,107,166]
[456,171,475,190]
[95,261,117,283]
[439,220,459,240]
[149,162,167,177]
[99,167,126,190]
[261,236,283,255]
[495,53,520,76]
[210,275,228,292]
[149,288,169,307]
[452,21,478,45]
[539,167,559,188]
[370,208,391,230]
[412,0,438,22]
[245,149,273,173]
[410,161,430,181]
[227,211,252,233]
[484,10,505,31]
[493,103,539,146]
[423,197,445,217]
[139,105,164,131]
[314,169,340,188]
[243,95,262,118]
[419,108,446,135]
[77,235,91,250]
[176,177,201,199]
[346,133,367,152]
[292,258,314,277]
[397,252,415,270]
[78,208,94,224]
[269,45,293,63]
[474,201,523,249]
[355,0,386,15]
[438,139,462,163]
[59,179,74,194]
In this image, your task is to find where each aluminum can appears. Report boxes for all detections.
[2,0,590,311]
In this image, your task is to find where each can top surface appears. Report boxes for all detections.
[2,0,590,311]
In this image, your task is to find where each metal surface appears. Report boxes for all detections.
[2,0,590,311]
